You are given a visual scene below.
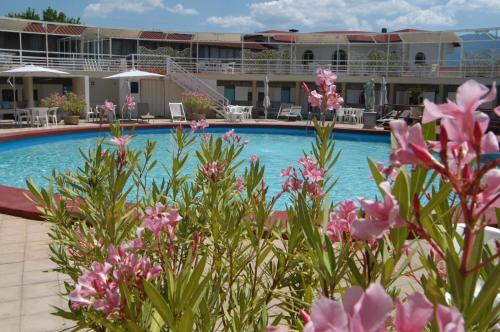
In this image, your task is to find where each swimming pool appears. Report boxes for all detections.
[0,128,391,209]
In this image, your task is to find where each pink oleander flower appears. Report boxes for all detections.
[436,305,465,332]
[190,118,209,132]
[125,95,136,110]
[308,90,323,108]
[103,100,115,112]
[390,120,439,168]
[203,133,212,141]
[352,181,404,241]
[395,293,434,332]
[423,80,496,142]
[327,200,358,242]
[474,169,500,223]
[235,177,245,193]
[250,155,259,163]
[201,161,226,181]
[110,135,132,149]
[303,283,393,332]
[375,162,398,181]
[315,68,337,86]
[143,203,182,239]
[280,165,292,177]
[222,129,235,141]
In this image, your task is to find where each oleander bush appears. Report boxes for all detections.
[28,72,499,331]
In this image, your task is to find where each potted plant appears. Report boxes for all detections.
[181,91,213,120]
[61,92,86,125]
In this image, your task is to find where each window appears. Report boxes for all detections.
[332,49,347,67]
[130,82,139,94]
[415,52,426,65]
[302,50,314,64]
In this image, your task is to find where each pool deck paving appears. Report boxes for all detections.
[0,213,72,332]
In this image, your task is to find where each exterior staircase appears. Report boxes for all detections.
[165,57,229,117]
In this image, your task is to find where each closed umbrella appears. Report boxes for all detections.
[263,75,271,120]
[379,77,388,114]
[0,65,69,108]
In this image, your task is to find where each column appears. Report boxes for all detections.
[251,80,257,107]
[340,82,347,97]
[72,76,90,113]
[438,84,445,103]
[22,77,34,108]
[295,81,301,105]
[388,83,395,105]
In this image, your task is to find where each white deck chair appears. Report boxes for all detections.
[336,108,345,123]
[47,107,58,126]
[169,102,187,122]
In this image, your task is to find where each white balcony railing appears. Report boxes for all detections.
[1,49,499,79]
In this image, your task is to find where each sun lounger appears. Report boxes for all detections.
[169,102,187,122]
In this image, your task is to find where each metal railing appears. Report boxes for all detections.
[1,49,499,79]
[166,57,229,110]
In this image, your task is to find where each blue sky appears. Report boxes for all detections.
[2,0,500,33]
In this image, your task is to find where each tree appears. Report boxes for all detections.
[7,7,40,20]
[42,6,81,24]
[7,6,81,24]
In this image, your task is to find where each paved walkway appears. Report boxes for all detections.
[0,214,71,332]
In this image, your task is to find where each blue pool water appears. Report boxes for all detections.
[0,128,391,208]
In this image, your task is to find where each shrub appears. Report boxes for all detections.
[28,78,499,331]
[181,91,213,119]
[60,92,86,116]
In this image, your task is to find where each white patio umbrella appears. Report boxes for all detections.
[0,65,69,108]
[379,77,388,114]
[103,68,164,80]
[263,75,271,120]
[104,69,164,120]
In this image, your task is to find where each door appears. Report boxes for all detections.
[224,86,235,104]
[281,87,291,103]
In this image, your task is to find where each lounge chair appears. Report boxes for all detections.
[377,110,412,128]
[277,105,303,120]
[169,102,187,122]
[137,102,155,123]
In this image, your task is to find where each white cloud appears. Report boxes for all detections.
[83,0,165,18]
[167,4,198,15]
[206,16,265,29]
[206,0,500,32]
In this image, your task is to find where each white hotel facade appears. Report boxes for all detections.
[0,16,499,117]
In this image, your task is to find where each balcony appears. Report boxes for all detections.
[0,49,499,79]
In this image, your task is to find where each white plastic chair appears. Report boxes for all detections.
[242,106,253,119]
[169,102,187,122]
[335,108,344,123]
[47,108,58,126]
[15,109,31,127]
[32,107,49,127]
[86,106,98,122]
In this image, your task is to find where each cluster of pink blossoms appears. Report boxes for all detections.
[302,69,344,115]
[124,95,135,110]
[389,80,499,224]
[268,284,464,332]
[103,100,115,112]
[296,283,464,332]
[327,200,357,242]
[69,244,162,319]
[110,135,132,165]
[222,129,249,146]
[201,161,227,181]
[281,156,327,199]
[326,181,404,242]
[190,118,209,132]
[143,203,183,240]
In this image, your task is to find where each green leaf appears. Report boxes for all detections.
[467,264,500,326]
[177,309,195,332]
[367,158,385,196]
[421,182,452,217]
[144,281,175,328]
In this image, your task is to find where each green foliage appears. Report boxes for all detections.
[181,92,212,119]
[8,6,81,24]
[28,118,499,331]
[60,92,86,116]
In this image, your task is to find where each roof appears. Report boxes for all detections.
[139,31,167,40]
[23,22,86,35]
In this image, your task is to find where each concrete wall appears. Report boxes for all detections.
[89,78,119,108]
